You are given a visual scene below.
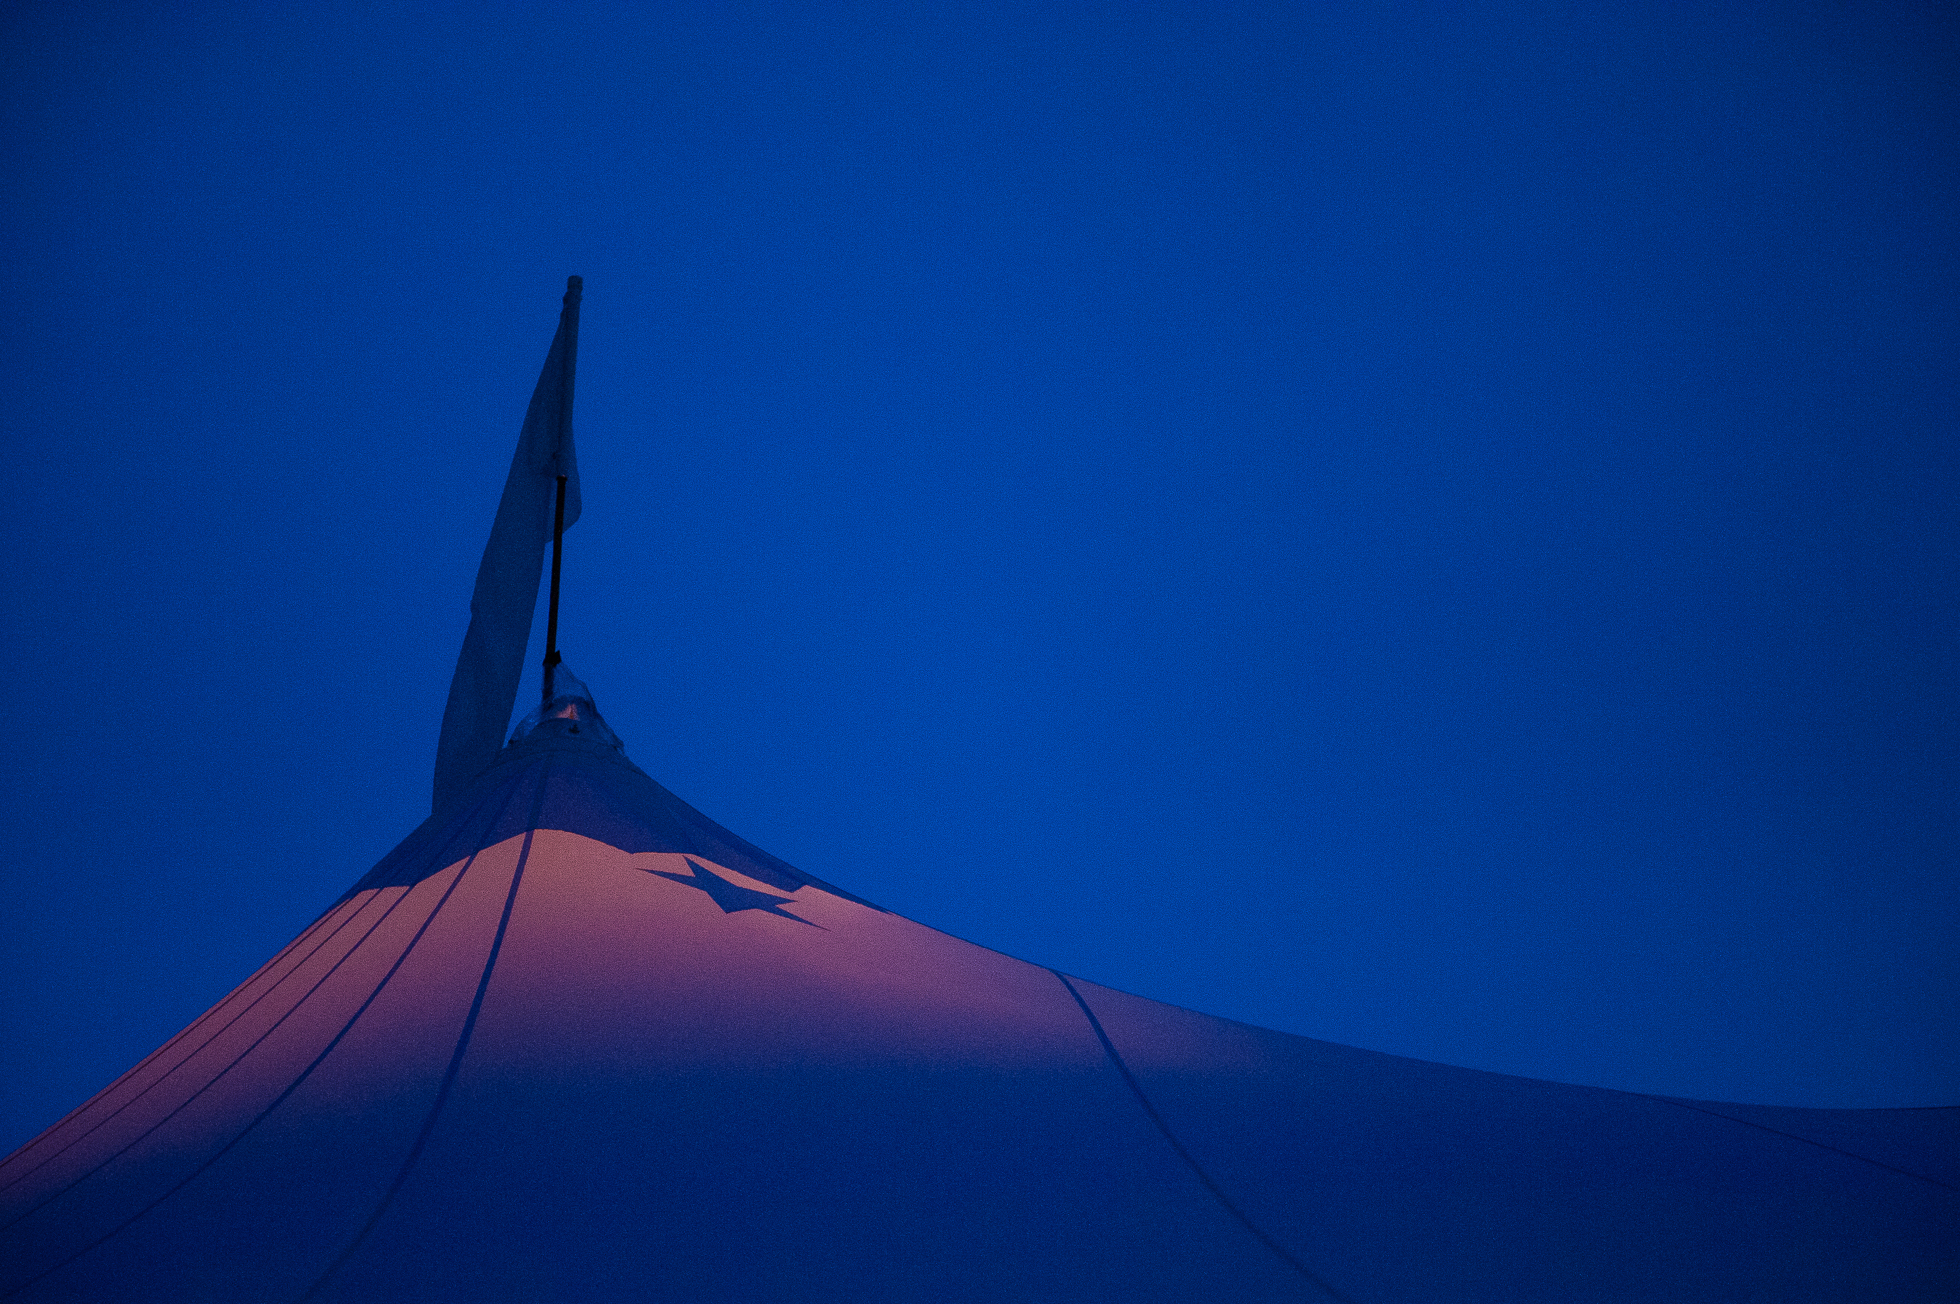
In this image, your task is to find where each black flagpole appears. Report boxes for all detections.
[543,473,567,702]
[542,274,579,705]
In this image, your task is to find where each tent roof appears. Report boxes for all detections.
[3,727,1953,1302]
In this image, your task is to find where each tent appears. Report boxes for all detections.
[4,287,1952,1302]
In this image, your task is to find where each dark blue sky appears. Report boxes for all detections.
[4,0,1956,1150]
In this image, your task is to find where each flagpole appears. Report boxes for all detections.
[543,474,567,701]
[541,274,580,705]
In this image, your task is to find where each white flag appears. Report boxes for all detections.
[433,277,583,813]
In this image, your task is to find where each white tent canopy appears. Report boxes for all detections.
[2,715,1950,1301]
[5,287,1949,1301]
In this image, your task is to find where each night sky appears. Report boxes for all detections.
[4,1,1956,1153]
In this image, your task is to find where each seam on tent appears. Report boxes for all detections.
[1648,1096,1957,1192]
[297,760,554,1302]
[0,890,384,1201]
[0,887,416,1241]
[1050,971,1357,1304]
[0,897,356,1189]
[0,774,524,1302]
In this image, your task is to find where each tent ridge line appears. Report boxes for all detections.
[0,886,390,1204]
[0,882,434,1247]
[1646,1096,1957,1192]
[0,776,522,1300]
[0,891,356,1188]
[299,763,554,1301]
[1049,970,1358,1304]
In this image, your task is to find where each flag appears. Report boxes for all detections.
[432,276,583,813]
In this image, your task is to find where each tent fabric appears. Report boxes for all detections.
[430,275,584,816]
[2,726,1953,1302]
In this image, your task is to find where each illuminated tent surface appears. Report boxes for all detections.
[2,702,1955,1302]
[4,283,1953,1301]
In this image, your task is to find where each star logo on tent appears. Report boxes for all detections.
[643,856,821,927]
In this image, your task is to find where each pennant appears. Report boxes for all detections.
[432,277,583,813]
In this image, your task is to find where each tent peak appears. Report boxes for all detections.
[509,660,623,753]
